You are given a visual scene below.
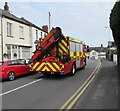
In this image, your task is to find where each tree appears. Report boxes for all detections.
[110,1,120,67]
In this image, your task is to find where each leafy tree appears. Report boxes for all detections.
[110,1,120,66]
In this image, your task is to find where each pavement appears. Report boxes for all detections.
[73,59,119,110]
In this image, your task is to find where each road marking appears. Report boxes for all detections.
[66,61,101,110]
[59,60,101,110]
[0,78,43,97]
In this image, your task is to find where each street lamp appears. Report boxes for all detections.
[48,12,51,32]
[105,26,112,42]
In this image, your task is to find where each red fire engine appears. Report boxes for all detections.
[31,27,86,76]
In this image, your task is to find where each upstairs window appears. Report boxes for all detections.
[92,52,96,55]
[19,26,24,39]
[41,32,43,38]
[36,30,38,39]
[7,22,12,36]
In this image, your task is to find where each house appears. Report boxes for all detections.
[88,47,108,59]
[0,2,47,61]
[20,17,48,55]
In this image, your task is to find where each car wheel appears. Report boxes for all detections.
[70,64,76,76]
[8,72,16,81]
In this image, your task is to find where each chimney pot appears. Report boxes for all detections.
[42,25,48,33]
[4,2,9,11]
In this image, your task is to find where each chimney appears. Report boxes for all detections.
[4,2,9,11]
[42,25,48,33]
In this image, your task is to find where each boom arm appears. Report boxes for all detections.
[32,27,64,62]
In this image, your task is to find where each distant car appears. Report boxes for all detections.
[0,60,31,81]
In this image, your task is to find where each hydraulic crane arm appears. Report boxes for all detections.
[32,27,64,62]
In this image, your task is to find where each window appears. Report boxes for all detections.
[18,61,25,65]
[36,30,38,39]
[7,22,12,36]
[22,47,30,59]
[92,52,96,55]
[7,61,19,66]
[19,26,24,39]
[12,45,17,58]
[41,32,43,38]
[7,45,11,59]
[18,47,21,59]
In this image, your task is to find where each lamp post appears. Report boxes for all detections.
[105,26,112,42]
[48,12,51,32]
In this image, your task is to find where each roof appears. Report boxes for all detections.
[0,9,29,25]
[20,17,47,33]
[89,47,108,53]
[68,37,83,44]
[0,9,47,33]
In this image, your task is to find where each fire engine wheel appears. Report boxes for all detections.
[70,65,76,76]
[81,60,86,70]
[8,71,16,81]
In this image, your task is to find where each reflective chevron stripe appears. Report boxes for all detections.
[58,39,68,54]
[36,63,44,71]
[47,63,56,72]
[70,51,84,58]
[32,62,64,72]
[32,62,39,70]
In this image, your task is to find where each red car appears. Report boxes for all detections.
[0,60,31,81]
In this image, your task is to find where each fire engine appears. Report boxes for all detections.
[31,27,86,76]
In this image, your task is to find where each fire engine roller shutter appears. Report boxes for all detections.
[70,41,76,58]
[76,43,80,68]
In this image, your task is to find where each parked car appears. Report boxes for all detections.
[0,59,31,81]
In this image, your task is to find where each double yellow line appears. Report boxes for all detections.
[59,60,101,111]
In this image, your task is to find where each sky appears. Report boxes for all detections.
[0,1,116,47]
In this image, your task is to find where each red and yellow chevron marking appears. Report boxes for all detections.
[32,62,64,72]
[70,51,84,58]
[58,39,68,54]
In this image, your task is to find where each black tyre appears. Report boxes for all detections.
[81,59,86,69]
[70,64,76,76]
[8,71,16,81]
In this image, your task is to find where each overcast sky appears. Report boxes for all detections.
[0,1,116,47]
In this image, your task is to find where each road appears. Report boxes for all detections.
[1,59,100,109]
[73,59,118,109]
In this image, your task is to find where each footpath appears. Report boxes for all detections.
[73,59,119,110]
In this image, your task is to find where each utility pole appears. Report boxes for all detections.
[48,12,51,32]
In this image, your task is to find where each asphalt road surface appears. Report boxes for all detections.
[1,59,99,109]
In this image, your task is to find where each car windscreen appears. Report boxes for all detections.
[0,62,3,66]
